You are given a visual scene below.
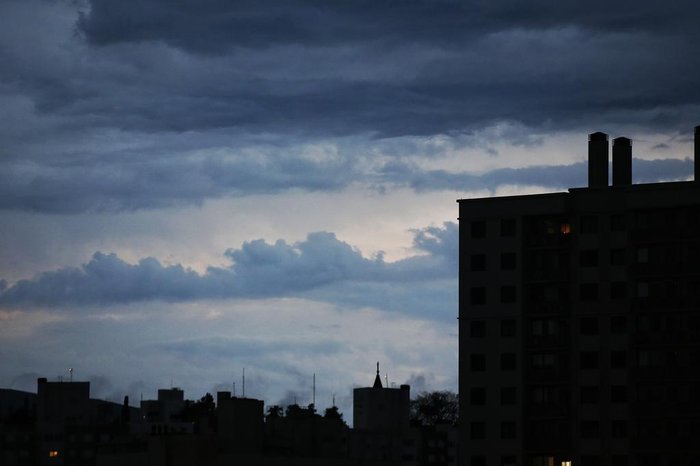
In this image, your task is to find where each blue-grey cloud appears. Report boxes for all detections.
[0,149,356,213]
[382,158,695,192]
[0,223,457,314]
[149,337,344,363]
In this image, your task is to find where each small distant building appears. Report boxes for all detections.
[350,363,417,465]
[216,391,264,457]
[139,387,193,435]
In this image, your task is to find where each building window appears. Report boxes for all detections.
[470,320,486,338]
[501,387,516,405]
[470,387,486,406]
[532,353,557,369]
[470,354,486,372]
[611,456,628,466]
[610,315,627,333]
[501,319,516,337]
[501,218,516,237]
[471,221,486,239]
[580,420,600,438]
[579,283,599,301]
[580,386,599,403]
[471,287,486,305]
[580,250,599,267]
[501,252,517,270]
[610,248,626,266]
[532,386,561,405]
[580,316,599,335]
[471,456,486,466]
[580,215,599,233]
[610,351,627,369]
[500,421,517,439]
[612,420,628,438]
[638,350,664,367]
[501,456,517,466]
[501,353,517,371]
[611,385,628,403]
[637,247,649,263]
[532,456,556,466]
[580,351,599,370]
[610,214,626,231]
[610,281,627,299]
[580,455,601,466]
[470,422,486,440]
[471,253,486,271]
[500,286,517,303]
[637,282,649,298]
[531,319,559,337]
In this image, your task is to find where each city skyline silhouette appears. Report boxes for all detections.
[1,1,700,465]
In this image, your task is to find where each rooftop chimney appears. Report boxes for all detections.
[612,137,632,186]
[695,125,699,182]
[588,132,609,187]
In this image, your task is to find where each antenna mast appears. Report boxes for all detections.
[312,373,316,406]
[242,368,245,398]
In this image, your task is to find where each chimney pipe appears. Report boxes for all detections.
[588,132,609,187]
[695,125,699,182]
[612,137,632,186]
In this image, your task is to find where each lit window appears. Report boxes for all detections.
[49,451,59,458]
[560,223,571,235]
[562,462,572,466]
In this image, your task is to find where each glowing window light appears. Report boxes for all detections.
[49,450,59,458]
[562,461,572,466]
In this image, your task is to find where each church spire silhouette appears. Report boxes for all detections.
[373,361,383,388]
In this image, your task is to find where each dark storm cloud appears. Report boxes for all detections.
[77,0,698,50]
[0,0,698,213]
[72,0,700,136]
[5,0,697,139]
[0,223,457,313]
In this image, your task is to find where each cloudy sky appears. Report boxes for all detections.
[0,0,698,422]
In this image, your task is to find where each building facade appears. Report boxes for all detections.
[458,127,700,466]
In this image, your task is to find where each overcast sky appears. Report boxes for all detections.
[1,0,698,422]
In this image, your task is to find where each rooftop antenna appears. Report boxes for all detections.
[242,368,245,398]
[385,372,388,388]
[332,393,336,407]
[68,368,73,383]
[312,373,316,406]
[232,381,236,397]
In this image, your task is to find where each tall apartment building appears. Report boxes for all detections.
[458,127,700,466]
